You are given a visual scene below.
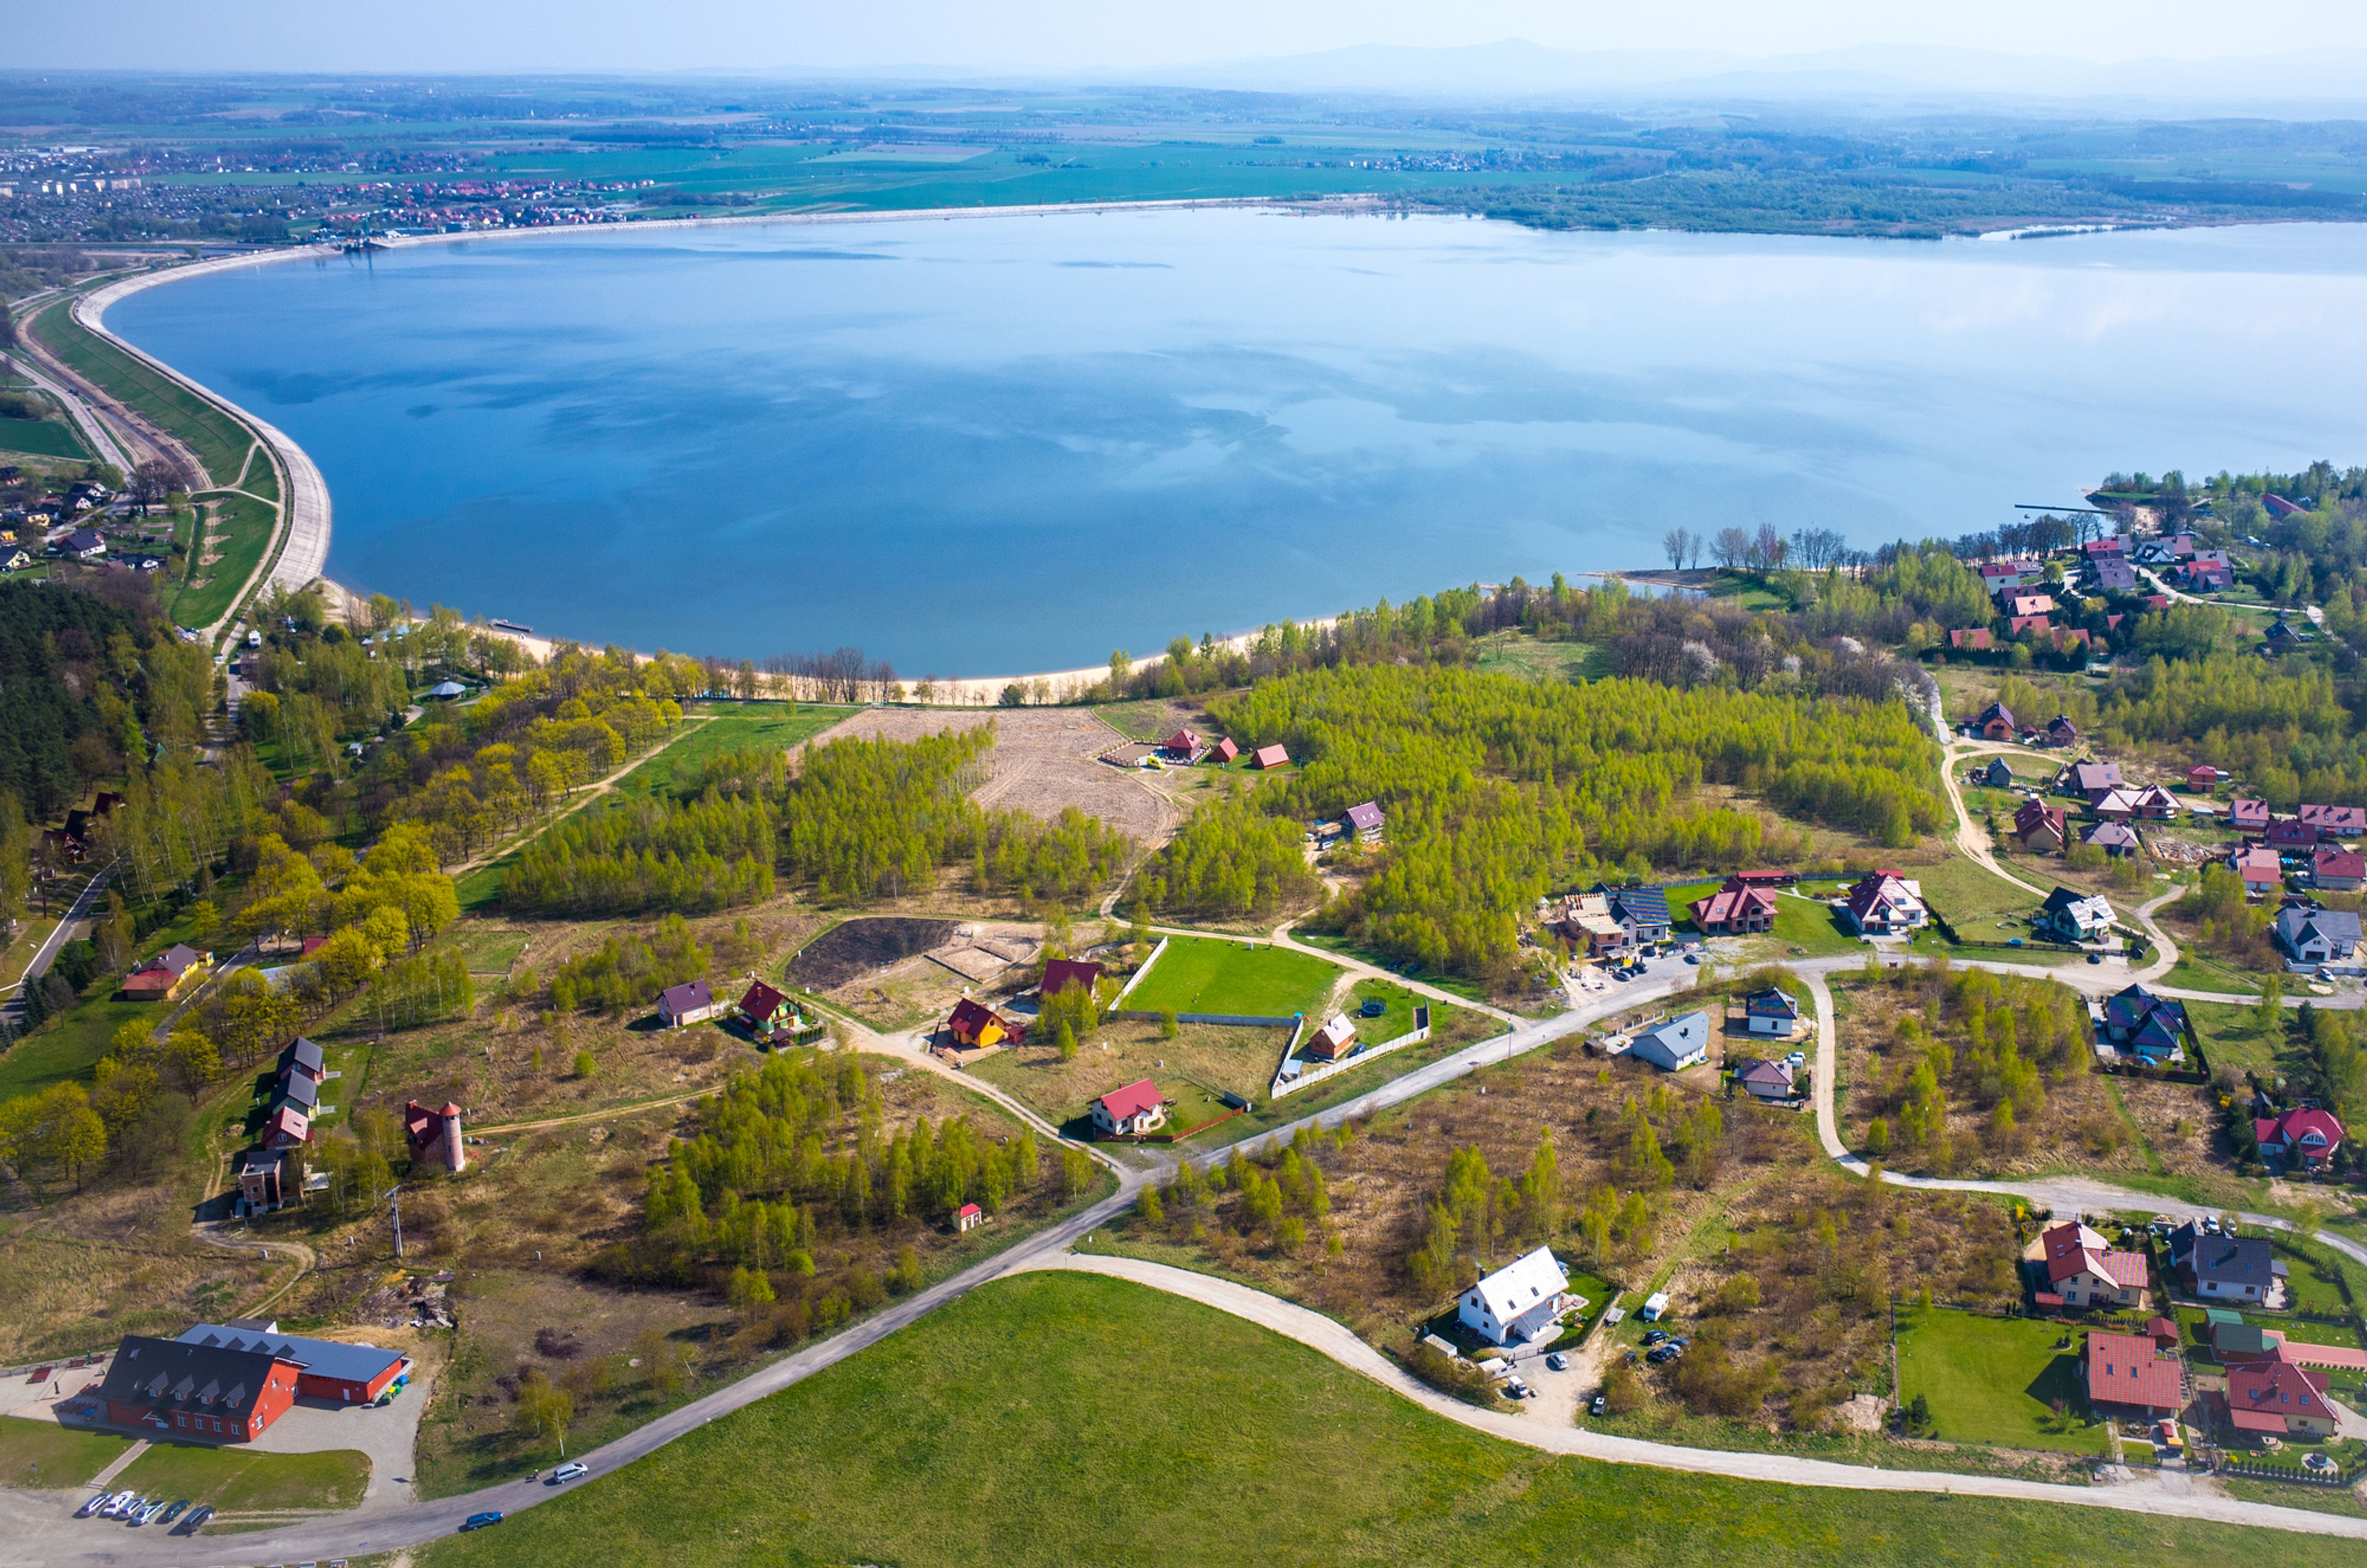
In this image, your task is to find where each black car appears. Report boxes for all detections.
[156,1501,189,1525]
[1641,1329,1670,1347]
[172,1505,214,1536]
[461,1511,504,1532]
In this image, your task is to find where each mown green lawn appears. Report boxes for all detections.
[0,1415,132,1487]
[173,490,277,629]
[615,702,856,799]
[1895,1309,2110,1455]
[1124,936,1344,1020]
[0,414,90,460]
[420,1272,2360,1568]
[115,1442,369,1513]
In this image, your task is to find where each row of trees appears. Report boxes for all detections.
[502,794,777,917]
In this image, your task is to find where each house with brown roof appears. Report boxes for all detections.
[2081,820,2143,858]
[1731,1056,1797,1103]
[2065,761,2122,798]
[2026,1220,2150,1310]
[2045,715,2080,746]
[1343,801,1386,844]
[2014,799,2067,855]
[2267,817,2320,849]
[2085,1329,2184,1418]
[1972,701,2016,741]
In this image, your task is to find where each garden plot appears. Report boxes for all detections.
[786,918,960,992]
[798,706,1180,841]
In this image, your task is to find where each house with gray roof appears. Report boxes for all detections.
[1629,1010,1711,1072]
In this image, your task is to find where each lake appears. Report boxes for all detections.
[108,210,2367,675]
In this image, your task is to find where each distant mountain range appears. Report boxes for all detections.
[786,39,2367,116]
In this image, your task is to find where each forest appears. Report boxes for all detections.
[599,1048,1097,1345]
[1168,663,1937,980]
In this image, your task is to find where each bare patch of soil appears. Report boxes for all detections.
[801,706,1181,842]
[787,917,960,991]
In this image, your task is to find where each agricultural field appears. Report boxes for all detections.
[1894,1309,2110,1456]
[414,1270,2366,1568]
[1120,936,1346,1021]
[800,704,1181,841]
[0,412,90,460]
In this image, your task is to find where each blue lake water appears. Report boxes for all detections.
[108,210,2367,675]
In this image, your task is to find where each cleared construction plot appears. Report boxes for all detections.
[800,707,1179,842]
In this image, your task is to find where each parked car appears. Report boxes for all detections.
[1503,1376,1532,1399]
[173,1505,215,1536]
[1646,1345,1677,1365]
[1683,952,1699,965]
[102,1494,141,1520]
[460,1511,505,1532]
[1642,1329,1670,1347]
[550,1461,589,1484]
[2087,952,2103,965]
[1545,1352,1569,1372]
[134,1498,171,1525]
[75,1492,117,1519]
[1589,1390,1608,1417]
[156,1501,188,1525]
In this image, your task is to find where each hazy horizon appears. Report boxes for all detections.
[12,1,2367,78]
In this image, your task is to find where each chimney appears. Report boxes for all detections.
[441,1102,465,1174]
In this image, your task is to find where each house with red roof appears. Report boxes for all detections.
[1090,1079,1168,1138]
[2299,803,2367,838]
[735,979,804,1043]
[2186,764,2219,791]
[2310,846,2366,892]
[2025,1220,2151,1310]
[2254,1107,2344,1172]
[1040,958,1102,998]
[1840,870,1927,936]
[955,1202,984,1232]
[1163,728,1203,759]
[945,996,1021,1051]
[403,1100,466,1173]
[2228,845,2284,898]
[2228,798,2270,832]
[2266,817,2320,849]
[1695,883,1776,934]
[2008,594,2056,619]
[120,942,213,1001]
[1948,627,1992,652]
[263,1103,311,1153]
[2085,1330,2184,1417]
[1209,737,1240,764]
[2225,1349,2336,1439]
[1252,743,1290,770]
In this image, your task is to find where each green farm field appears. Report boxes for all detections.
[0,414,89,460]
[1122,936,1345,1020]
[419,1271,2363,1568]
[1894,1309,2109,1456]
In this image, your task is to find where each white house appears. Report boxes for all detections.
[1629,1010,1711,1072]
[1740,986,1801,1037]
[1457,1246,1577,1346]
[1090,1079,1168,1137]
[2034,887,2115,945]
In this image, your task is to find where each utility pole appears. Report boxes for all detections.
[385,1183,404,1259]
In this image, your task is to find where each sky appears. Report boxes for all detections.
[10,0,2367,75]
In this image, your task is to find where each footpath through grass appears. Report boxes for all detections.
[30,296,252,484]
[421,1271,2361,1568]
[1124,936,1345,1020]
[1895,1308,2109,1456]
[0,1415,132,1487]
